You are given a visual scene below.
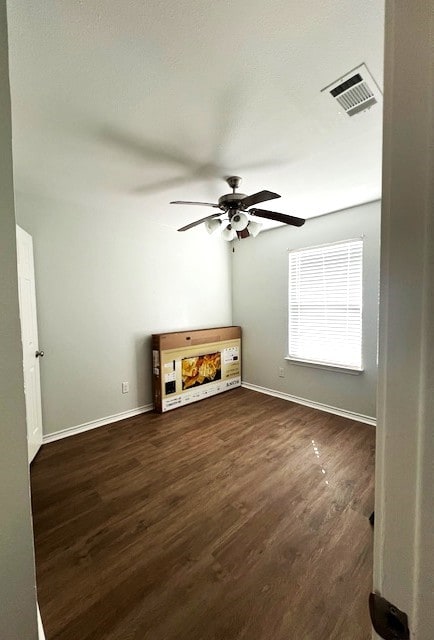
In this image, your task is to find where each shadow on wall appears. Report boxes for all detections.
[135,334,153,407]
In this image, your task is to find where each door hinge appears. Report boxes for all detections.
[369,593,410,639]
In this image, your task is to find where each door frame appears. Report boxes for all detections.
[373,1,434,637]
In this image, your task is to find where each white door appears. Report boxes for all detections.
[16,225,43,463]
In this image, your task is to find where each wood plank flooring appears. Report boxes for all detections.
[31,388,375,640]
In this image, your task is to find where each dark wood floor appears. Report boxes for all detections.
[31,388,375,640]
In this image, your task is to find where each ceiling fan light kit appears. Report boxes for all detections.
[206,212,261,241]
[171,176,306,240]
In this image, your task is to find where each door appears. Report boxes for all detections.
[16,225,43,463]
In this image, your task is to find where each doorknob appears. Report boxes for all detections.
[35,350,45,358]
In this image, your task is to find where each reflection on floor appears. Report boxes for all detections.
[31,387,375,640]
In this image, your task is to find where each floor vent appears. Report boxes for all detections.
[322,63,382,117]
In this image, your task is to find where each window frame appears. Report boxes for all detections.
[286,238,364,374]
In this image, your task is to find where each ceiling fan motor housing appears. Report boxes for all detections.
[218,192,248,211]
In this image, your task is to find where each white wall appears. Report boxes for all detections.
[15,191,232,435]
[232,201,381,420]
[0,0,38,636]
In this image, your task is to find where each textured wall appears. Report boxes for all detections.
[16,191,232,434]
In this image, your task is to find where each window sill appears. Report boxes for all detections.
[284,356,364,375]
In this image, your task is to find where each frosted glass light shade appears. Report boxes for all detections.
[221,224,236,241]
[247,220,263,237]
[204,218,222,234]
[231,211,249,231]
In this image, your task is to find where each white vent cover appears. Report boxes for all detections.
[321,63,382,117]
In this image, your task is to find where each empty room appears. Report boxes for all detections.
[2,1,434,640]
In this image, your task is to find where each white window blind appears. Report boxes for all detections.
[288,239,363,370]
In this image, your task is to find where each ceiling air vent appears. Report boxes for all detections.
[322,63,382,117]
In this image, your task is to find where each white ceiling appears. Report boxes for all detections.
[6,0,384,230]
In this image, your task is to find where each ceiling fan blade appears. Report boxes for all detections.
[236,228,250,239]
[171,201,220,208]
[178,213,222,232]
[249,208,305,227]
[100,127,200,170]
[241,190,281,209]
[133,175,195,195]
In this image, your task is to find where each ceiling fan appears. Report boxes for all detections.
[171,176,305,240]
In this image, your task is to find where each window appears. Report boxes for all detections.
[288,239,363,371]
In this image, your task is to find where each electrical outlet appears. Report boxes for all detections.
[122,381,129,394]
[278,367,285,378]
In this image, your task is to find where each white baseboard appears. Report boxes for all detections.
[37,604,45,640]
[42,403,153,444]
[241,381,376,426]
[42,385,375,445]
